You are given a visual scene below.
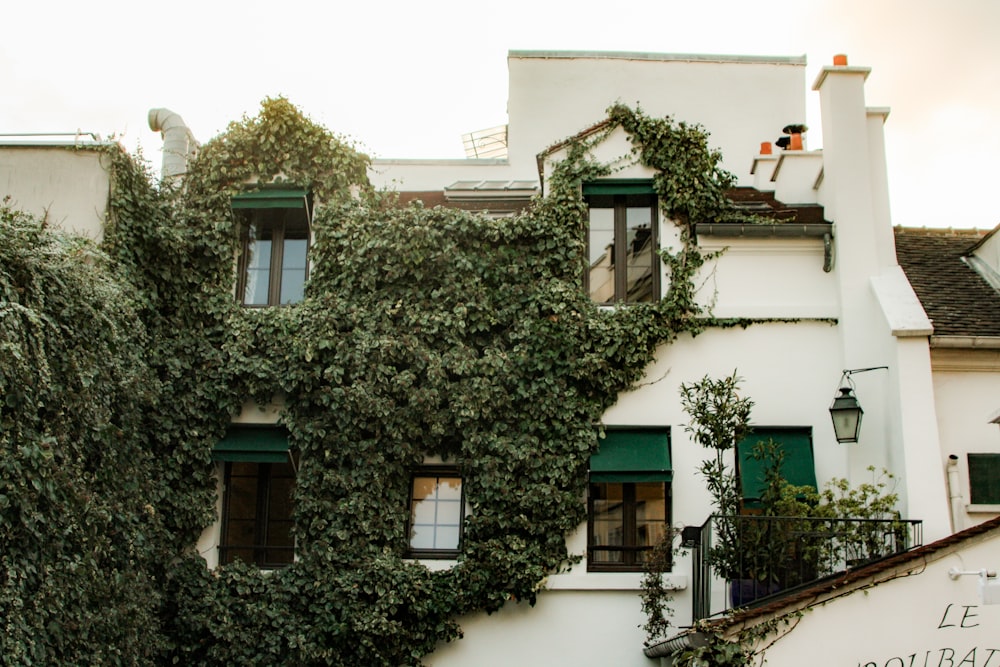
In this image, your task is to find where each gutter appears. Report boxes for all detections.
[694,222,831,239]
[695,223,835,272]
[929,336,1000,349]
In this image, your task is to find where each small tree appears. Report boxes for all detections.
[679,372,753,577]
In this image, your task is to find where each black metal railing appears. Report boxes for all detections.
[691,514,923,620]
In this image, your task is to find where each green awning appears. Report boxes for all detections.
[582,179,656,196]
[738,428,817,507]
[213,426,290,463]
[231,188,308,210]
[590,428,671,483]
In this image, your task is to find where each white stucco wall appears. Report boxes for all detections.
[507,52,807,185]
[427,588,655,667]
[931,350,1000,530]
[0,144,111,239]
[695,236,836,319]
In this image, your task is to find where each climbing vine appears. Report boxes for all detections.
[1,100,759,664]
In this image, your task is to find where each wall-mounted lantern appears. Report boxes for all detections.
[828,367,888,444]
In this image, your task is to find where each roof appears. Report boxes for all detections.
[894,227,1000,339]
[646,515,1000,658]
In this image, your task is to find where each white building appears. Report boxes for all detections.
[4,50,999,666]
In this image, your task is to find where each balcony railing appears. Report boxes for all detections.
[690,514,923,621]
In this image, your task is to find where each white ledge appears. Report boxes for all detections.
[545,572,687,591]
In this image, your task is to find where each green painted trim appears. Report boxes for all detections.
[212,426,290,462]
[213,450,289,463]
[231,189,308,209]
[738,427,816,504]
[582,179,656,196]
[590,428,671,482]
[590,471,673,483]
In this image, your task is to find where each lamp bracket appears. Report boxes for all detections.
[948,567,997,580]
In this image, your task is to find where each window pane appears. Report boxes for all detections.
[409,525,436,550]
[435,525,461,550]
[243,231,273,305]
[588,207,615,303]
[969,454,1000,504]
[279,237,308,304]
[222,458,296,568]
[435,499,463,525]
[592,482,625,562]
[625,204,654,303]
[227,471,260,521]
[635,482,667,549]
[436,477,462,501]
[409,474,463,552]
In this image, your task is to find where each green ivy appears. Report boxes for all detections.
[1,100,759,665]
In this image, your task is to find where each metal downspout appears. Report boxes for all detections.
[947,454,964,533]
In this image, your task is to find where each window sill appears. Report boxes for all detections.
[406,558,459,572]
[545,572,687,591]
[966,504,1000,514]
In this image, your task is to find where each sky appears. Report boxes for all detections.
[3,0,998,229]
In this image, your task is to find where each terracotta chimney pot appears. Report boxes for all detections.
[760,141,772,155]
[833,54,848,66]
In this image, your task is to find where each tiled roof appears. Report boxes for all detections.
[895,227,1000,338]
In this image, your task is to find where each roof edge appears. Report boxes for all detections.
[509,50,807,67]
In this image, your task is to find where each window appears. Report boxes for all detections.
[232,189,311,306]
[213,426,295,568]
[407,469,465,558]
[584,181,659,304]
[737,427,817,510]
[588,428,671,571]
[968,453,1000,505]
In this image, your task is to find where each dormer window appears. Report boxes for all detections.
[232,188,312,306]
[583,181,659,304]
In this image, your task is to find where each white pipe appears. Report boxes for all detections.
[946,454,964,533]
[147,108,198,182]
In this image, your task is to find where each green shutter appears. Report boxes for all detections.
[582,180,656,196]
[738,428,817,508]
[590,428,671,483]
[968,454,1000,504]
[213,426,290,463]
[231,188,308,210]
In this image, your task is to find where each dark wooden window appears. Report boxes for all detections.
[968,453,1000,504]
[585,192,659,304]
[588,481,670,571]
[237,207,310,306]
[407,469,464,559]
[221,460,295,567]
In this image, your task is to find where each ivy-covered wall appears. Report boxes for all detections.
[1,99,754,665]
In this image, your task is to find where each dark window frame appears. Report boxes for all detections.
[220,458,296,568]
[587,480,671,572]
[236,203,311,307]
[406,466,465,560]
[584,189,660,304]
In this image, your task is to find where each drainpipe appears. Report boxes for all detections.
[947,454,964,533]
[147,108,198,183]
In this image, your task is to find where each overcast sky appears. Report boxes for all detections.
[3,0,997,229]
